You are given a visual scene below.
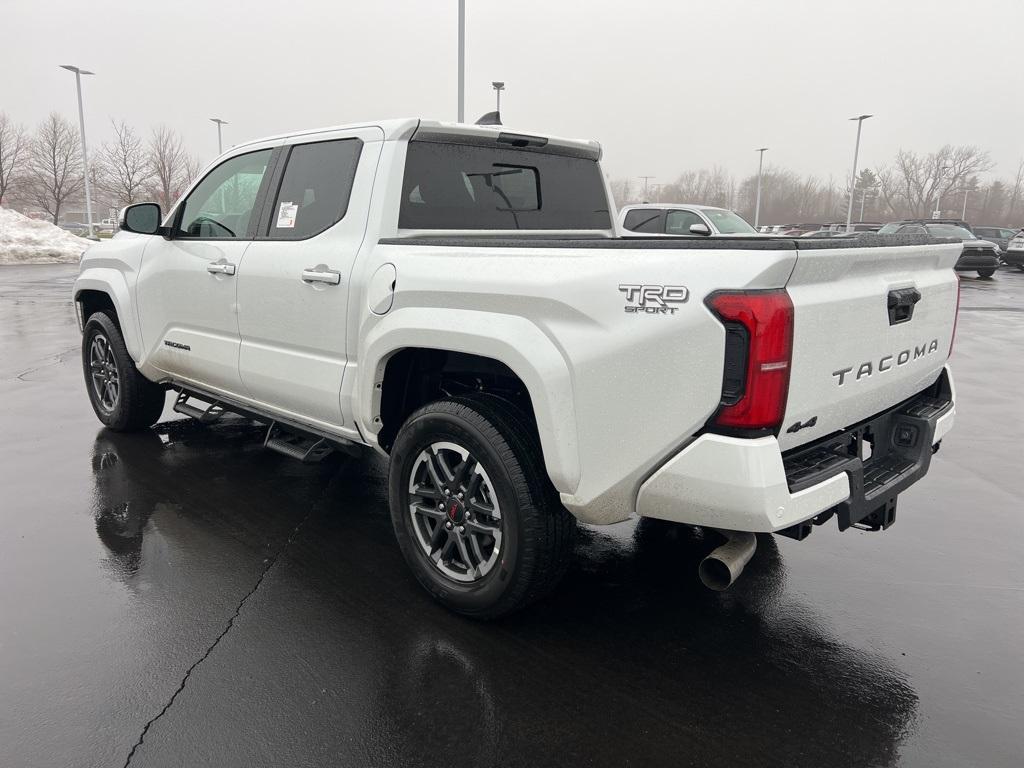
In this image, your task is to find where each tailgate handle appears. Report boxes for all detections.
[887,288,921,325]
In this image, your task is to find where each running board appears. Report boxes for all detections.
[173,390,227,424]
[167,382,363,462]
[263,422,335,463]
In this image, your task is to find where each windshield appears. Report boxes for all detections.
[924,224,975,240]
[702,208,757,234]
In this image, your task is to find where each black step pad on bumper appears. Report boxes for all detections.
[779,370,953,537]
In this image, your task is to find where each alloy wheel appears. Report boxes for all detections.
[88,333,120,412]
[407,441,503,583]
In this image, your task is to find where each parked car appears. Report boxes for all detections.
[878,220,1000,278]
[618,204,760,236]
[825,221,882,233]
[58,222,89,236]
[973,226,1020,253]
[74,117,959,617]
[1004,230,1024,270]
[799,229,851,238]
[776,223,825,236]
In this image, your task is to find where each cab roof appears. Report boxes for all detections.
[232,118,602,159]
[621,203,728,212]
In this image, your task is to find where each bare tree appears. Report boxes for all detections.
[179,152,203,197]
[26,113,84,223]
[1006,158,1024,225]
[0,112,27,205]
[878,145,993,218]
[147,125,188,209]
[97,120,153,208]
[609,177,633,207]
[613,143,1010,227]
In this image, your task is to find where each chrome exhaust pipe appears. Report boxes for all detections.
[698,530,757,591]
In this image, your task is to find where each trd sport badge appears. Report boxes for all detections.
[618,284,689,315]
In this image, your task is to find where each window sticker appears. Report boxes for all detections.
[276,201,298,229]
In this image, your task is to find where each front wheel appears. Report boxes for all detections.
[82,311,166,431]
[977,268,996,278]
[388,396,575,619]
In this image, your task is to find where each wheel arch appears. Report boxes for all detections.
[74,271,143,361]
[358,308,580,495]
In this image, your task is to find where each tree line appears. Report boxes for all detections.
[612,144,1024,227]
[4,110,1021,230]
[0,111,201,224]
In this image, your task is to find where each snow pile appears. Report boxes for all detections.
[0,207,89,264]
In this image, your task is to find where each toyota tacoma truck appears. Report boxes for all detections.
[74,118,959,618]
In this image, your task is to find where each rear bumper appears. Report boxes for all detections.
[955,251,1000,270]
[1002,250,1024,267]
[636,366,955,534]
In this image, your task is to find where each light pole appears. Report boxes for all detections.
[754,147,768,229]
[845,114,873,233]
[962,186,970,219]
[491,81,504,114]
[457,0,465,122]
[209,118,228,155]
[60,65,95,238]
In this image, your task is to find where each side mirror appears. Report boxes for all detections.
[689,223,712,236]
[119,203,162,235]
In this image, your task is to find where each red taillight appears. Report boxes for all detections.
[707,290,794,431]
[948,275,961,358]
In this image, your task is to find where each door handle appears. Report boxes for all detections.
[207,261,236,276]
[301,266,341,286]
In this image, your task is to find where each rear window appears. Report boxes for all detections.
[623,209,665,233]
[399,141,611,230]
[267,138,362,239]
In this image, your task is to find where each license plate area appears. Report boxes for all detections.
[781,370,953,536]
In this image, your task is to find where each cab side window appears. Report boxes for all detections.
[622,209,665,233]
[266,139,363,240]
[176,150,272,239]
[665,210,705,235]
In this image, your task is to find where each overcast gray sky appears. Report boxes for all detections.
[3,0,1022,184]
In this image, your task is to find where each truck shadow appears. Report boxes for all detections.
[89,420,918,768]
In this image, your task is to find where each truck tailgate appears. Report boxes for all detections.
[778,239,961,451]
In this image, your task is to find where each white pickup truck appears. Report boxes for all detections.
[74,118,959,618]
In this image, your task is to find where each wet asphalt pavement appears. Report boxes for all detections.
[1,264,1022,768]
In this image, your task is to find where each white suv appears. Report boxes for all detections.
[618,204,762,237]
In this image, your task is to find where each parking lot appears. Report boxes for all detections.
[1,263,1021,768]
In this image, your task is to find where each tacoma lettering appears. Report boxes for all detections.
[832,338,940,385]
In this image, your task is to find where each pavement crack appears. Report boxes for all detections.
[121,504,318,768]
[12,345,78,381]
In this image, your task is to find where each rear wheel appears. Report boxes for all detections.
[82,312,166,431]
[388,395,575,619]
[977,268,996,278]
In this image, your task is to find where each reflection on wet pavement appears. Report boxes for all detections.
[1,264,1022,767]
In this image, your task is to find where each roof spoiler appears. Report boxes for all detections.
[475,111,502,126]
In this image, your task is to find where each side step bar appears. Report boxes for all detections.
[170,385,362,463]
[263,423,334,463]
[173,390,227,424]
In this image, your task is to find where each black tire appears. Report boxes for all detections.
[388,395,575,619]
[977,268,996,278]
[82,311,166,431]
